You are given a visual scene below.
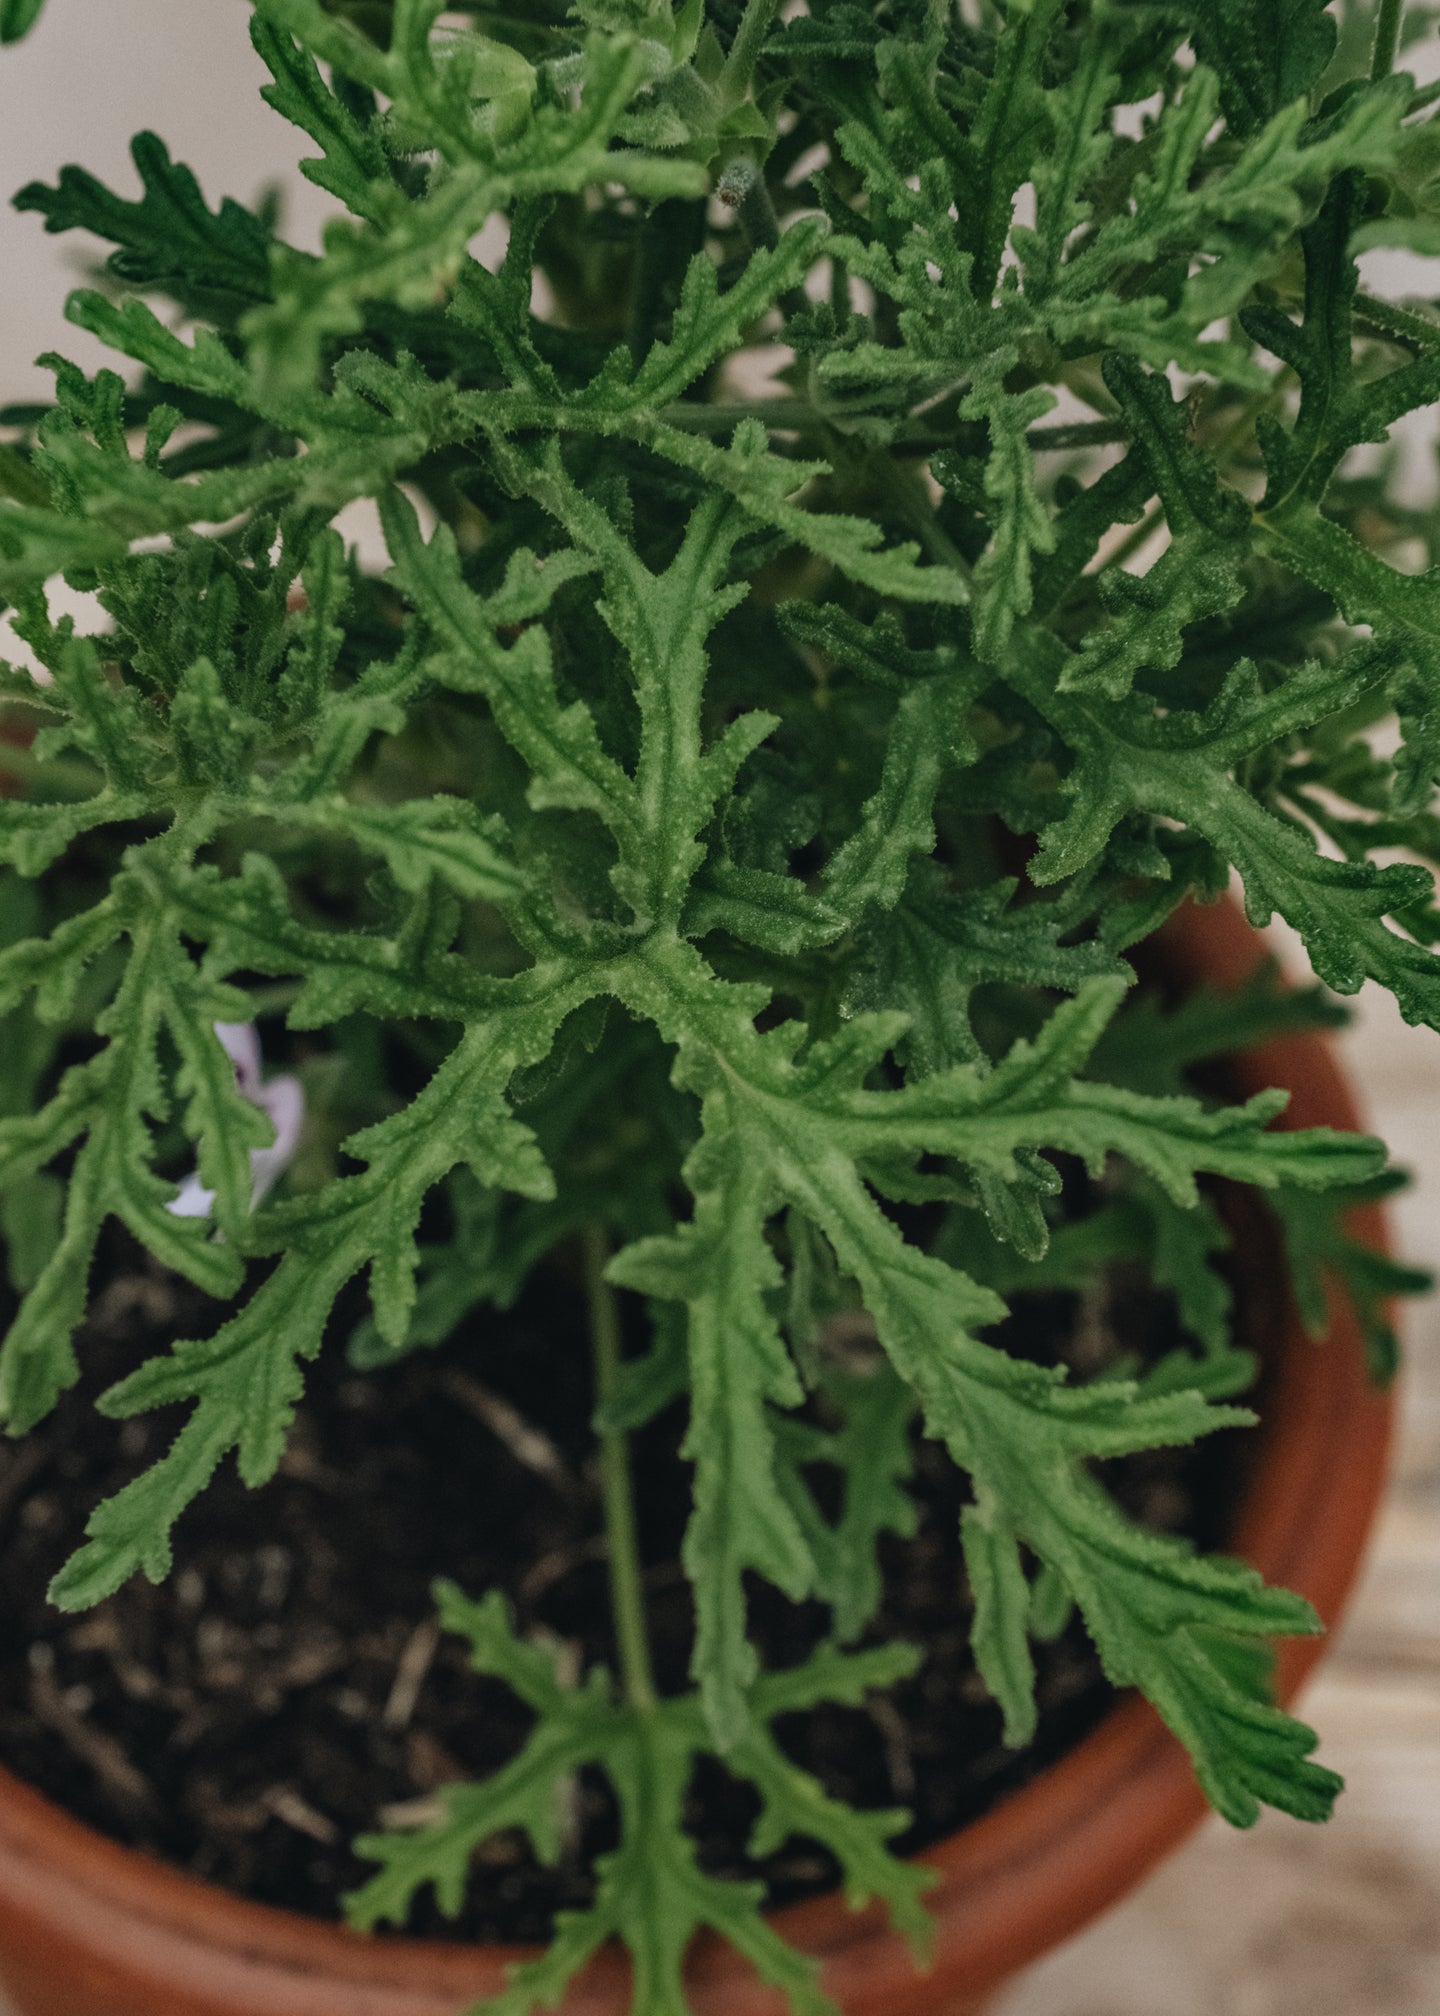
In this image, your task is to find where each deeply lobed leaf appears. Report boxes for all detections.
[3,4,1437,2008]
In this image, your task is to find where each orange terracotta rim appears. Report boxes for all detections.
[0,896,1396,2016]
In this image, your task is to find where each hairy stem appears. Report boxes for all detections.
[718,0,781,108]
[1354,290,1440,354]
[583,1224,657,1712]
[1371,0,1403,79]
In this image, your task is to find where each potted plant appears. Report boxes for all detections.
[0,0,1434,2010]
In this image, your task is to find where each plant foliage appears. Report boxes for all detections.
[1,2,1435,2009]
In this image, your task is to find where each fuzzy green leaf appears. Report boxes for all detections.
[0,0,44,43]
[349,1607,924,2016]
[611,1117,815,1752]
[7,9,1435,2000]
[15,133,273,306]
[960,354,1057,666]
[48,983,579,1608]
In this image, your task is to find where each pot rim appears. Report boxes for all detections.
[0,895,1397,2016]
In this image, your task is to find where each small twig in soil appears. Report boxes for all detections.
[254,1543,293,1610]
[168,1704,231,1753]
[67,1610,186,1708]
[404,1727,465,1791]
[381,1618,441,1731]
[0,1439,50,1532]
[194,1616,247,1690]
[262,1786,340,1844]
[815,1311,885,1376]
[28,1646,158,1817]
[196,1790,271,1836]
[518,1535,609,1605]
[275,1435,350,1494]
[866,1690,917,1804]
[86,1270,183,1336]
[174,1567,206,1613]
[441,1370,583,1500]
[270,1631,348,1694]
[1066,1275,1113,1376]
[377,1793,447,1831]
[544,1633,584,1696]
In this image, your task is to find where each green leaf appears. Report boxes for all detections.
[853,868,1131,1077]
[349,1602,922,2016]
[240,29,707,397]
[251,15,392,219]
[1016,34,1118,300]
[824,677,978,927]
[0,885,253,1433]
[1247,177,1440,515]
[1062,359,1250,700]
[0,1172,62,1292]
[1245,176,1440,815]
[735,1694,932,1960]
[0,0,44,43]
[1189,0,1337,136]
[1272,1172,1431,1386]
[381,488,642,854]
[961,1491,1038,1746]
[792,1179,1340,1826]
[166,1003,275,1237]
[1141,1183,1235,1363]
[0,444,51,509]
[49,980,579,1608]
[570,222,831,419]
[348,1590,616,1927]
[957,353,1057,667]
[1089,957,1347,1098]
[170,656,262,788]
[635,419,970,607]
[1048,70,1407,372]
[269,795,526,906]
[491,451,766,928]
[611,1115,815,1752]
[775,1363,918,1643]
[15,133,273,306]
[6,5,1431,1979]
[934,0,1063,299]
[1015,636,1440,1027]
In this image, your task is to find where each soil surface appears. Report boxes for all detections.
[0,1200,1255,1944]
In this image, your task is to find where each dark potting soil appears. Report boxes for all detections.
[0,1203,1261,1945]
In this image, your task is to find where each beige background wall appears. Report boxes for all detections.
[2,7,1438,2011]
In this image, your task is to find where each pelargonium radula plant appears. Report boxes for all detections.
[1,1,1438,2009]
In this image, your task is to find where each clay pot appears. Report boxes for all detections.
[0,897,1395,2016]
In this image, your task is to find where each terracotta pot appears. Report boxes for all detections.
[0,896,1396,2016]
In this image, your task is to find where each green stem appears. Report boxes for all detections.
[657,399,1128,455]
[718,0,781,108]
[866,442,973,578]
[740,169,782,256]
[1354,289,1440,353]
[583,1224,657,1713]
[1027,419,1131,451]
[1371,0,1403,79]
